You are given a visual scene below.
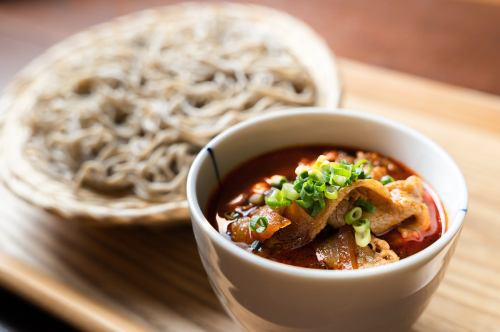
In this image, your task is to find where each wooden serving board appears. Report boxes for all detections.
[1,58,499,332]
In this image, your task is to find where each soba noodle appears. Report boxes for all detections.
[25,15,316,202]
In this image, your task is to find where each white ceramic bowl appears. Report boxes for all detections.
[187,109,468,332]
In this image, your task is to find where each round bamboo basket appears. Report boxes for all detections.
[0,2,341,225]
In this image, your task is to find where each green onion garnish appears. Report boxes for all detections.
[265,189,291,209]
[250,240,261,251]
[296,199,312,209]
[355,199,376,213]
[249,216,268,233]
[355,231,371,247]
[268,175,288,189]
[308,169,326,182]
[352,219,371,247]
[353,159,368,169]
[295,165,309,177]
[353,218,371,233]
[313,155,329,169]
[332,164,352,178]
[380,175,395,185]
[265,155,370,216]
[332,174,347,186]
[344,206,363,225]
[311,204,322,216]
[324,185,338,200]
[282,183,300,200]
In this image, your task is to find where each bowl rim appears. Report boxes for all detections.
[187,108,468,279]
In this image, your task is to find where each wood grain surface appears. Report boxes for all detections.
[0,58,499,331]
[1,0,500,331]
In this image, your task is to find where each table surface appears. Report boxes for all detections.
[1,1,500,332]
[1,58,500,331]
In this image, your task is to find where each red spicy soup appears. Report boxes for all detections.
[207,145,444,270]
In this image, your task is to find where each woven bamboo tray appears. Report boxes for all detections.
[0,3,341,225]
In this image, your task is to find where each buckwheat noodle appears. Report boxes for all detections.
[25,15,316,202]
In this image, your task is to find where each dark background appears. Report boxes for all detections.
[2,0,500,94]
[1,0,499,331]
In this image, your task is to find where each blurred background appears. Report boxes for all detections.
[0,0,499,331]
[1,0,500,94]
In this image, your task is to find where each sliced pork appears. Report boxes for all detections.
[264,176,430,252]
[229,205,291,244]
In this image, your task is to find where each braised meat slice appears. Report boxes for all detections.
[315,226,359,270]
[328,176,430,235]
[229,205,291,244]
[315,228,399,270]
[264,176,430,252]
[356,237,399,269]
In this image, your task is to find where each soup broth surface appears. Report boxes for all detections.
[207,145,443,269]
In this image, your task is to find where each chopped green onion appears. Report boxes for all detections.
[332,175,347,186]
[344,206,363,225]
[249,215,268,233]
[308,169,326,182]
[319,162,331,173]
[268,175,288,189]
[250,240,261,251]
[311,204,323,217]
[295,165,309,177]
[317,194,326,209]
[380,175,395,185]
[325,185,338,200]
[352,219,371,247]
[301,181,315,196]
[361,161,373,178]
[353,218,371,233]
[264,155,375,217]
[355,229,371,247]
[352,167,363,177]
[332,166,352,178]
[296,199,313,209]
[353,159,368,169]
[249,193,264,205]
[265,189,291,209]
[355,199,376,213]
[282,183,300,200]
[313,155,329,169]
[314,182,326,193]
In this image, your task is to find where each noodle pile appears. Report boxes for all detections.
[25,15,317,202]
